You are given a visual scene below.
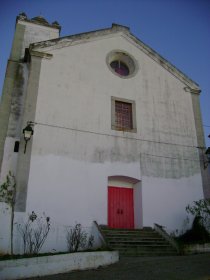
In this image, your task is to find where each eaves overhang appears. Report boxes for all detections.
[29,23,200,93]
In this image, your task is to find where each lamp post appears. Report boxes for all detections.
[22,122,34,153]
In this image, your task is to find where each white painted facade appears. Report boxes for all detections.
[0,14,209,255]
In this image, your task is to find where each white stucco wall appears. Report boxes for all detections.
[142,174,203,231]
[0,202,12,254]
[11,33,204,253]
[0,138,19,184]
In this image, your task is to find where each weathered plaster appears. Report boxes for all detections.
[0,14,60,181]
[7,63,29,138]
[15,56,42,212]
[191,92,210,198]
[10,24,26,61]
[31,24,199,90]
[0,61,18,176]
[140,144,200,179]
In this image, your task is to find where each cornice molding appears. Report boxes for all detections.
[30,50,53,59]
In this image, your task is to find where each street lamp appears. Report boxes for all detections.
[23,122,34,153]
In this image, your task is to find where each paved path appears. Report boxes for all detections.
[25,253,210,280]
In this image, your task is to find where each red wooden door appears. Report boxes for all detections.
[108,186,134,229]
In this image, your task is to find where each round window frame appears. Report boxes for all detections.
[106,50,138,79]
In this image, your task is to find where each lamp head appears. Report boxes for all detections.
[23,124,34,141]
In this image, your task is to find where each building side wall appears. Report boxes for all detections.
[191,92,210,198]
[0,19,60,180]
[15,56,42,212]
[0,18,60,254]
[0,61,18,181]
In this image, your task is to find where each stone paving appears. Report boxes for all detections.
[25,253,210,280]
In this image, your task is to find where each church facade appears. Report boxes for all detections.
[0,13,209,254]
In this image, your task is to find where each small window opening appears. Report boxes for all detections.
[14,141,19,153]
[115,101,133,130]
[111,97,137,133]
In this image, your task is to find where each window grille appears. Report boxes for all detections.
[115,101,133,130]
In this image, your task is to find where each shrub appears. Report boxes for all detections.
[186,199,210,231]
[66,223,94,252]
[174,200,210,245]
[177,216,210,244]
[17,211,50,255]
[0,171,16,205]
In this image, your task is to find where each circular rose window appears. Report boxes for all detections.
[107,51,137,78]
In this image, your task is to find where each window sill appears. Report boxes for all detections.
[111,126,137,133]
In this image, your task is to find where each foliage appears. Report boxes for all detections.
[177,216,210,244]
[17,211,50,255]
[0,171,16,205]
[173,199,210,245]
[66,223,94,253]
[186,199,210,231]
[170,217,190,238]
[88,234,94,248]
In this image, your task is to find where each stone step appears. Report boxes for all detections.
[105,234,160,239]
[107,240,168,245]
[99,225,178,257]
[115,246,177,256]
[106,236,165,240]
[116,246,177,251]
[105,234,165,241]
[104,232,159,236]
[103,228,155,231]
[103,229,158,233]
[101,226,152,230]
[110,243,174,248]
[119,250,177,257]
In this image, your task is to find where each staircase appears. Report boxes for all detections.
[100,226,178,257]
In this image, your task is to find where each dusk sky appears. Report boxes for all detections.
[0,0,209,147]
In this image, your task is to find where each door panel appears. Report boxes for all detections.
[108,186,134,229]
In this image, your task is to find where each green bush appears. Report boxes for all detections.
[177,216,210,244]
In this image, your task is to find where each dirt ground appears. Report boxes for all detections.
[24,253,210,280]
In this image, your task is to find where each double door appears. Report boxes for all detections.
[108,186,134,229]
